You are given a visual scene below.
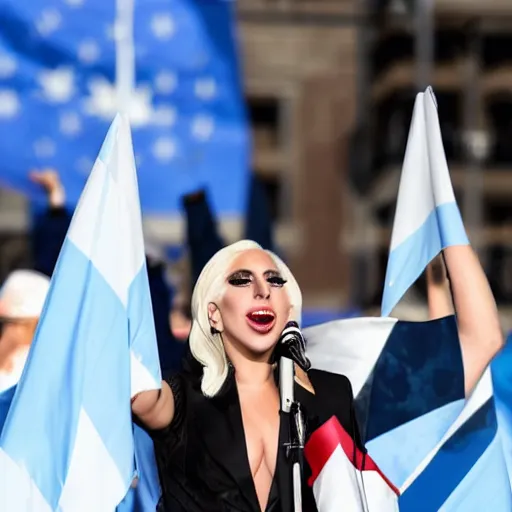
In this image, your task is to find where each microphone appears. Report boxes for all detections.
[272,321,311,373]
[272,321,311,415]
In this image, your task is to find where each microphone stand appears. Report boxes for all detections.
[279,356,306,512]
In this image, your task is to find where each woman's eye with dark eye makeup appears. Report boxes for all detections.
[267,276,287,287]
[228,278,251,286]
[228,272,252,286]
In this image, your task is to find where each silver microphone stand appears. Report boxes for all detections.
[279,356,305,512]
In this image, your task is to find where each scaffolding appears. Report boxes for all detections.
[353,0,512,323]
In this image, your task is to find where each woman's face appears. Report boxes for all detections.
[210,249,292,360]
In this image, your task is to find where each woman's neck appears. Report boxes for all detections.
[227,350,274,388]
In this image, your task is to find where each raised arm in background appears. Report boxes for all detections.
[443,246,503,395]
[29,170,72,278]
[182,190,224,290]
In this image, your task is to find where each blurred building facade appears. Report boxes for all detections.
[240,0,512,326]
[238,0,359,311]
[1,0,512,326]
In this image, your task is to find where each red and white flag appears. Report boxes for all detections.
[305,416,399,512]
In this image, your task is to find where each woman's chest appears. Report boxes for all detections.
[239,389,280,478]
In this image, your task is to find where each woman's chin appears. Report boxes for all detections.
[242,338,278,360]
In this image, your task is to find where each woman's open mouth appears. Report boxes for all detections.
[246,309,276,334]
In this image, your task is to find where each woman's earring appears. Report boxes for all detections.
[210,326,220,335]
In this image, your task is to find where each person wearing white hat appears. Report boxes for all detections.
[0,269,50,392]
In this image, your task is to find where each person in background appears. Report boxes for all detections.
[182,189,224,291]
[244,174,275,253]
[0,269,50,429]
[169,260,193,342]
[145,239,186,376]
[29,170,69,278]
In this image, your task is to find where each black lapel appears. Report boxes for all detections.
[194,375,260,512]
[275,410,292,512]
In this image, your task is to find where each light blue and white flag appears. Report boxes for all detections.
[398,335,512,511]
[300,89,481,508]
[376,87,512,510]
[399,366,512,511]
[493,334,512,486]
[381,87,469,317]
[0,114,161,511]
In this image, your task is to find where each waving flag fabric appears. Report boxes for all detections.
[398,336,512,511]
[0,114,161,511]
[305,415,399,511]
[493,335,512,488]
[378,87,512,510]
[0,0,249,215]
[399,368,512,511]
[381,87,469,316]
[303,314,465,507]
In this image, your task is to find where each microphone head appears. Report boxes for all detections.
[272,321,311,372]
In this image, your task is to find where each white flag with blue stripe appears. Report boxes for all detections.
[381,87,469,317]
[399,366,512,511]
[300,88,478,509]
[0,114,161,511]
[377,87,512,510]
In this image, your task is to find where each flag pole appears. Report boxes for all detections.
[414,0,434,91]
[115,0,136,115]
[462,24,486,259]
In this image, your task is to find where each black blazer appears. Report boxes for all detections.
[146,360,361,512]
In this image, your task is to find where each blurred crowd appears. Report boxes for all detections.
[0,164,454,393]
[0,168,279,383]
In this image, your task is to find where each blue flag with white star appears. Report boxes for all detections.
[0,0,249,215]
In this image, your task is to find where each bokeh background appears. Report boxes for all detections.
[0,0,511,330]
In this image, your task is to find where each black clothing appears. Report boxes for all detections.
[147,361,361,512]
[31,206,70,278]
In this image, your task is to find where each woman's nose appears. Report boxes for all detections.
[254,278,270,299]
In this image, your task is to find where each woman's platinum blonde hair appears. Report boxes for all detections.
[189,240,302,397]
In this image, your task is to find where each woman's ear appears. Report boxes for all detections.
[208,303,223,333]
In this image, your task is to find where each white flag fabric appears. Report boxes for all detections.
[381,87,469,317]
[305,415,399,511]
[0,115,161,511]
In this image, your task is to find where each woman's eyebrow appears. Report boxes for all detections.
[227,269,253,278]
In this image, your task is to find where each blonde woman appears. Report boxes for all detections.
[133,241,363,511]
